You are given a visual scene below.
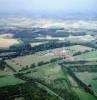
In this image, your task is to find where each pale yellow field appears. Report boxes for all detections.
[0,38,19,48]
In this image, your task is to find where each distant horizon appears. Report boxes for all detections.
[0,12,97,20]
[0,0,97,18]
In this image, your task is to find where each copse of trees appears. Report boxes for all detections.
[73,52,82,56]
[0,59,6,70]
[30,63,36,68]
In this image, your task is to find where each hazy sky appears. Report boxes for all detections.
[0,0,97,15]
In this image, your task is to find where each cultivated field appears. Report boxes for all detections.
[0,69,25,88]
[0,75,25,88]
[25,63,66,84]
[0,37,22,48]
[66,35,95,43]
[75,72,97,93]
[66,45,93,55]
[6,51,59,71]
[76,50,97,61]
[6,44,93,71]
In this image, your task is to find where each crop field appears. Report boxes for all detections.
[6,51,59,71]
[0,70,9,76]
[75,50,97,61]
[0,75,25,88]
[66,35,94,43]
[43,45,93,57]
[24,63,69,89]
[0,62,25,88]
[6,44,94,71]
[74,72,97,93]
[72,88,96,100]
[35,44,93,57]
[66,45,93,55]
[0,69,25,88]
[1,18,97,100]
[2,48,97,100]
[0,35,22,48]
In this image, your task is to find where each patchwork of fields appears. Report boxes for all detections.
[6,52,59,71]
[6,45,93,71]
[1,18,97,100]
[0,38,97,100]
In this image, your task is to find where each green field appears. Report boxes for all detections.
[62,63,97,100]
[2,43,97,100]
[74,72,97,93]
[0,68,25,88]
[0,75,25,88]
[0,70,9,76]
[6,51,59,71]
[25,63,68,87]
[6,45,93,72]
[72,88,96,100]
[76,50,97,60]
[66,35,94,43]
[23,63,81,99]
[66,45,93,55]
[1,19,97,100]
